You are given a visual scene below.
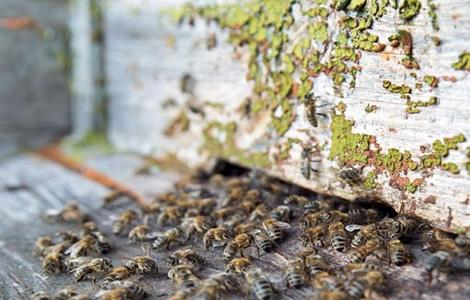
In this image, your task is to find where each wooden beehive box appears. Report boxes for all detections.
[95,0,470,231]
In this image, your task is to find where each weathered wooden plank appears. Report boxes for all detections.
[103,0,470,231]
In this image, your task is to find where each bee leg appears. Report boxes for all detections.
[239,249,245,258]
[427,271,433,285]
[255,245,260,258]
[166,240,171,251]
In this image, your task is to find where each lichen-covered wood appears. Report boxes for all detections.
[103,0,470,232]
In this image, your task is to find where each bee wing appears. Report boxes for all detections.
[275,221,291,230]
[64,242,83,257]
[345,224,364,232]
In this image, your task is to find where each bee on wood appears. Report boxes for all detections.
[378,202,417,239]
[245,267,274,300]
[64,256,93,272]
[315,290,348,300]
[53,288,77,300]
[285,258,305,288]
[80,221,98,237]
[348,239,382,263]
[261,218,291,243]
[203,227,231,249]
[72,257,113,282]
[348,224,379,248]
[300,212,323,229]
[213,207,237,221]
[304,94,328,128]
[387,239,411,265]
[42,251,64,274]
[231,232,259,257]
[303,254,329,279]
[223,241,240,262]
[343,262,380,274]
[421,228,455,253]
[311,271,343,291]
[301,225,326,248]
[455,232,470,251]
[328,222,348,252]
[424,250,452,283]
[128,224,154,244]
[167,248,205,269]
[226,257,251,274]
[65,235,98,258]
[300,147,320,180]
[157,206,186,226]
[42,202,90,224]
[253,230,274,254]
[152,228,184,250]
[233,222,257,235]
[195,272,238,300]
[125,243,158,275]
[347,207,379,225]
[113,210,138,235]
[248,204,270,222]
[181,215,214,240]
[168,264,199,290]
[269,205,292,222]
[345,270,384,299]
[102,191,127,207]
[339,167,362,185]
[33,236,54,257]
[30,292,50,300]
[102,280,149,299]
[100,265,135,288]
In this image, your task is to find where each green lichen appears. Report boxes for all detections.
[368,0,389,17]
[365,104,377,113]
[405,96,438,114]
[405,182,418,193]
[399,0,422,21]
[202,121,270,168]
[466,147,470,175]
[364,171,378,189]
[308,22,329,43]
[278,137,302,160]
[329,105,371,164]
[442,162,459,174]
[62,131,114,162]
[347,0,367,11]
[452,52,470,71]
[423,75,438,87]
[427,0,439,31]
[305,7,329,18]
[382,80,412,95]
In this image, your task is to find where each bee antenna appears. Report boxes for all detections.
[142,242,152,256]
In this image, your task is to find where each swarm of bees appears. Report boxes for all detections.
[31,168,470,300]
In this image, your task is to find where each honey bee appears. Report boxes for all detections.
[232,233,259,257]
[349,224,379,248]
[379,203,417,239]
[301,225,326,247]
[72,257,112,282]
[303,254,329,279]
[270,205,292,222]
[203,227,231,249]
[42,202,89,224]
[285,258,305,288]
[345,270,384,299]
[304,94,327,128]
[30,291,50,300]
[234,222,257,235]
[223,241,239,262]
[455,232,470,251]
[33,236,53,256]
[226,257,251,274]
[311,271,342,290]
[65,235,98,258]
[102,191,126,207]
[424,250,452,283]
[42,251,64,274]
[167,248,205,269]
[100,265,134,288]
[261,218,291,243]
[349,239,382,263]
[181,215,214,240]
[91,231,112,254]
[126,243,158,275]
[343,262,380,274]
[339,167,362,185]
[128,224,154,243]
[300,212,323,229]
[157,206,185,226]
[249,204,270,222]
[53,287,77,300]
[387,239,410,265]
[168,264,199,290]
[328,222,348,252]
[64,256,93,272]
[152,228,184,250]
[300,147,320,180]
[254,230,274,254]
[315,290,348,300]
[239,199,258,215]
[195,272,238,300]
[245,267,274,300]
[80,221,98,236]
[103,280,148,299]
[347,207,379,225]
[421,228,455,253]
[213,207,237,221]
[113,210,138,235]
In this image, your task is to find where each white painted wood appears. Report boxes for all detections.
[103,0,470,230]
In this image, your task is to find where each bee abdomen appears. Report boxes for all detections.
[346,280,365,299]
[349,250,366,263]
[253,278,274,300]
[223,242,238,262]
[306,265,324,277]
[286,271,304,288]
[391,250,406,265]
[257,239,274,252]
[267,229,283,242]
[331,235,347,252]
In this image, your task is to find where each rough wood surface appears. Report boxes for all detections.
[103,0,470,231]
[0,153,469,300]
